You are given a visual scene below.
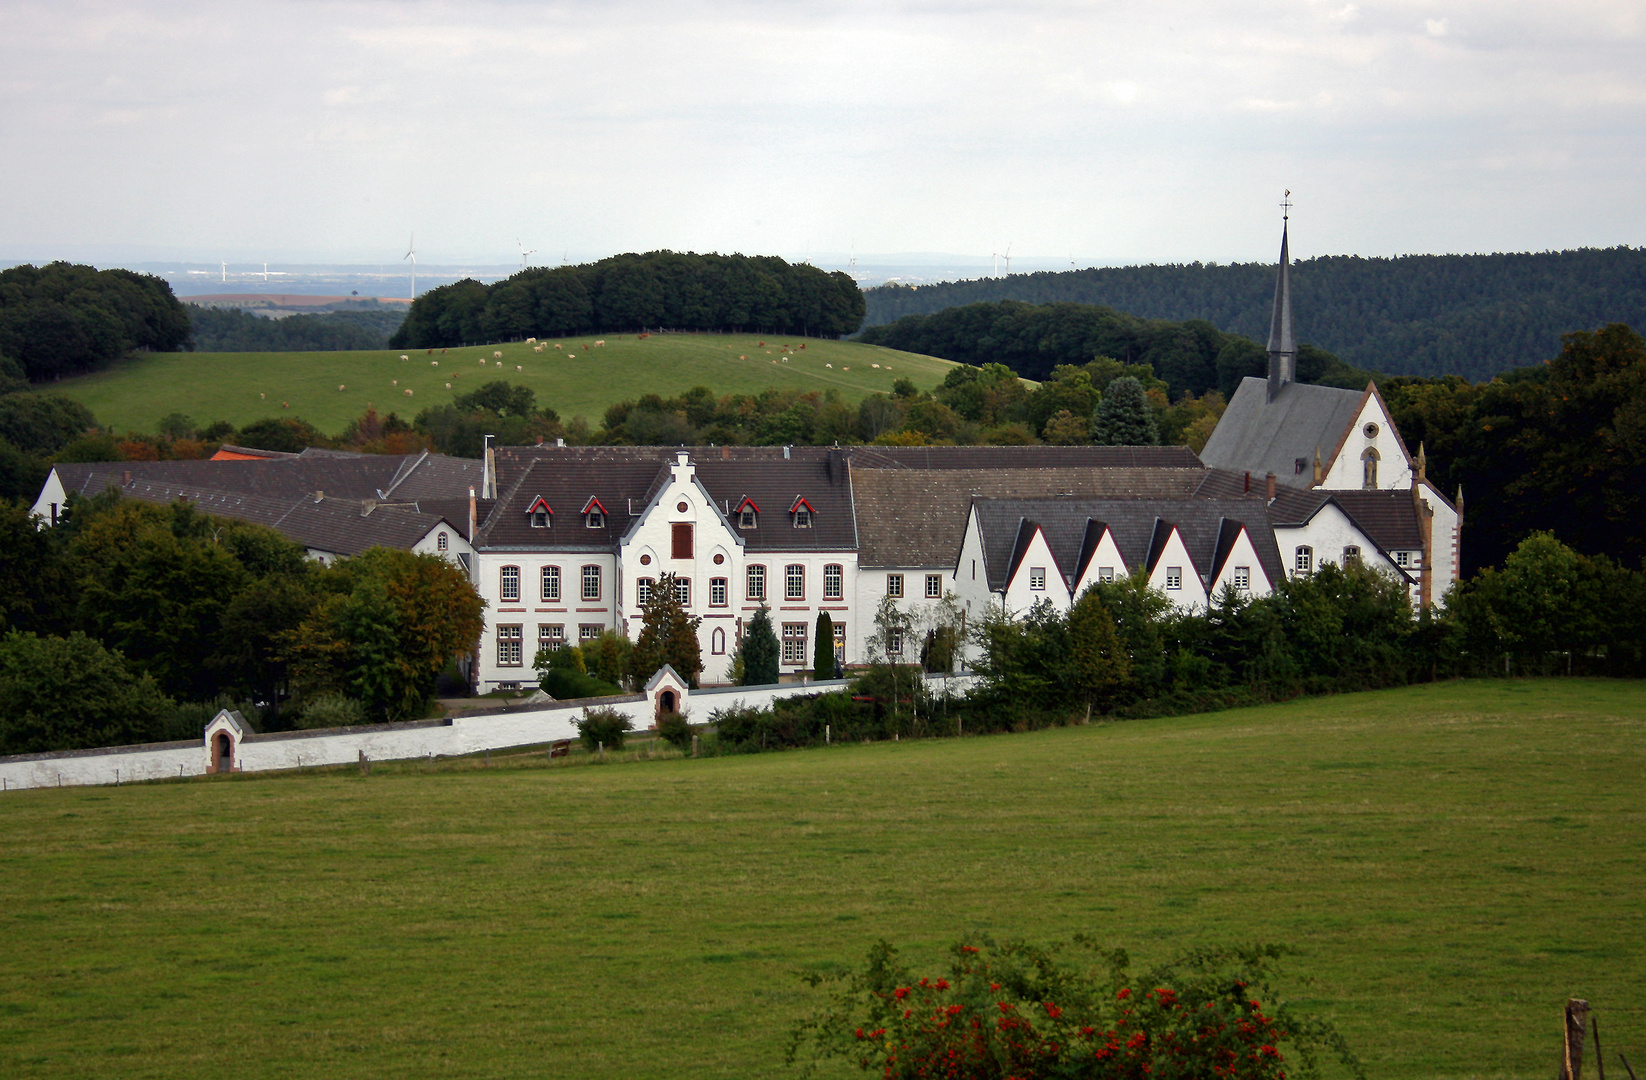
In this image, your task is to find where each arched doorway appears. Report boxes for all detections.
[659,690,677,715]
[213,732,234,774]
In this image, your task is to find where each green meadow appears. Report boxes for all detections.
[1,679,1642,1079]
[50,334,957,436]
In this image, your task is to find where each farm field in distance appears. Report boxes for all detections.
[0,679,1641,1079]
[51,333,958,436]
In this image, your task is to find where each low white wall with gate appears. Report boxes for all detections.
[0,672,980,793]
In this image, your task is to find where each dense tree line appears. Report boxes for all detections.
[389,252,864,348]
[0,262,191,381]
[863,247,1646,382]
[187,304,405,352]
[857,300,1372,400]
[1383,323,1646,574]
[0,494,483,755]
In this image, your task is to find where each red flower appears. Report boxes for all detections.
[935,978,950,990]
[894,987,911,1000]
[960,945,979,954]
[1044,1003,1063,1019]
[947,1004,963,1015]
[855,1028,866,1040]
[1117,988,1132,1000]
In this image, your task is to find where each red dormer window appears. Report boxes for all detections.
[735,496,760,530]
[789,496,814,529]
[582,496,607,529]
[526,495,553,528]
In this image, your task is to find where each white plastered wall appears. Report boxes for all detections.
[1275,503,1409,590]
[1070,529,1128,598]
[474,549,618,690]
[1320,392,1413,492]
[1146,527,1209,611]
[1000,527,1070,616]
[1207,526,1275,599]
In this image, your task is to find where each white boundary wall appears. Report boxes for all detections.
[0,673,978,793]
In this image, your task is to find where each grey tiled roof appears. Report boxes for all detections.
[1198,377,1368,486]
[849,445,1204,470]
[852,467,1205,568]
[971,496,1286,592]
[1196,468,1427,556]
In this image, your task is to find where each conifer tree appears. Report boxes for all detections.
[628,572,702,688]
[741,605,780,686]
[813,611,835,679]
[1091,376,1160,445]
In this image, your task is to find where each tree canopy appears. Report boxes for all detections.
[0,262,190,381]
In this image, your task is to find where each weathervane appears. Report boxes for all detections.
[1280,189,1292,221]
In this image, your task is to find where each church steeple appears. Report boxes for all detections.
[1266,192,1296,402]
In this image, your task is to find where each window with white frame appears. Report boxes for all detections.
[887,574,904,598]
[710,577,727,606]
[747,564,766,601]
[1098,566,1115,583]
[637,577,655,604]
[1165,566,1182,590]
[500,565,520,602]
[586,509,604,528]
[674,577,691,606]
[793,507,812,528]
[1029,566,1046,591]
[739,506,757,529]
[824,564,843,600]
[1295,546,1313,574]
[887,627,904,655]
[785,564,804,600]
[1233,566,1250,591]
[782,622,807,664]
[437,532,448,551]
[582,564,602,600]
[531,509,549,528]
[1343,545,1362,566]
[925,574,942,598]
[541,565,561,601]
[496,624,523,666]
[539,624,564,651]
[832,623,845,665]
[579,624,601,641]
[1394,550,1412,568]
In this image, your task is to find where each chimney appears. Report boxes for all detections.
[721,444,731,460]
[535,435,544,446]
[121,470,132,486]
[468,487,477,558]
[313,490,323,502]
[1312,445,1323,486]
[556,437,565,448]
[482,434,496,499]
[1264,472,1276,502]
[1243,471,1250,493]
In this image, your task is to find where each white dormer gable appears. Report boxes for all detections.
[1208,523,1274,599]
[1071,524,1128,598]
[1318,385,1413,492]
[1003,524,1071,613]
[1146,523,1208,610]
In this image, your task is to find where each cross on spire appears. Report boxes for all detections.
[1280,189,1292,221]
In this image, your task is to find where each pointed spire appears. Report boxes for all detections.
[1266,196,1296,403]
[1416,442,1427,482]
[1312,444,1323,485]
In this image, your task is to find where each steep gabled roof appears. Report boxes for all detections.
[1198,377,1366,487]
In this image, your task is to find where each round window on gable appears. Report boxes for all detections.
[1363,422,1380,439]
[676,501,689,513]
[713,553,725,565]
[640,554,652,566]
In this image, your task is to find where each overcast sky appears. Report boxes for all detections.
[2,0,1642,268]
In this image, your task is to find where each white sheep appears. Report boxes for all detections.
[872,363,880,368]
[259,392,266,399]
[392,379,398,386]
[515,365,523,371]
[445,382,451,389]
[825,363,833,368]
[431,360,439,366]
[404,389,414,396]
[567,354,576,359]
[400,354,409,361]
[495,360,502,367]
[554,343,562,350]
[493,350,502,358]
[533,346,543,353]
[526,337,537,344]
[479,358,487,366]
[594,339,605,347]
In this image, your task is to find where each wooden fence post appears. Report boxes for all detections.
[358,750,369,776]
[1561,998,1589,1080]
[692,734,699,758]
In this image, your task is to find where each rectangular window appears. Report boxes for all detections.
[887,627,904,655]
[833,623,846,665]
[887,574,904,598]
[582,564,602,600]
[746,564,766,601]
[710,577,727,606]
[637,577,655,604]
[1295,547,1313,574]
[674,577,690,606]
[539,623,564,651]
[497,624,523,666]
[786,564,804,600]
[1343,545,1362,566]
[1165,566,1182,590]
[500,565,520,602]
[579,624,601,641]
[782,622,807,665]
[793,508,812,528]
[1029,567,1046,591]
[739,507,757,529]
[925,574,942,598]
[1098,566,1115,584]
[1394,550,1411,568]
[541,565,561,601]
[824,564,843,600]
[1233,566,1250,591]
[672,522,693,559]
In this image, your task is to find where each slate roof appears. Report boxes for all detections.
[1196,468,1426,559]
[50,454,477,504]
[1198,377,1368,486]
[851,466,1205,568]
[970,496,1286,592]
[849,445,1203,471]
[50,464,463,555]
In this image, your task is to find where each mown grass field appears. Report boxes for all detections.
[1,679,1642,1079]
[51,334,957,436]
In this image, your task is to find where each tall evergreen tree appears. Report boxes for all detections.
[741,605,780,686]
[628,572,703,688]
[813,611,836,679]
[1091,376,1160,446]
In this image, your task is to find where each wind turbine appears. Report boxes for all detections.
[518,239,536,269]
[404,234,417,300]
[991,243,1012,278]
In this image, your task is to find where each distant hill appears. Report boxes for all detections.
[862,247,1646,381]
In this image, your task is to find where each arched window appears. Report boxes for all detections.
[1294,546,1313,574]
[711,627,726,654]
[437,532,449,551]
[1362,447,1380,490]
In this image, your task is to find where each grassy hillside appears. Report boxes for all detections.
[1,679,1642,1078]
[51,333,956,435]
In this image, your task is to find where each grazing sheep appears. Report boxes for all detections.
[825,363,833,368]
[445,382,451,389]
[799,343,807,349]
[515,365,523,371]
[843,366,850,371]
[338,384,346,391]
[431,360,438,366]
[399,354,408,361]
[493,350,502,358]
[567,354,576,359]
[534,346,543,353]
[282,401,289,409]
[555,343,562,349]
[404,389,414,396]
[392,380,398,386]
[758,340,765,346]
[526,337,537,344]
[495,360,502,367]
[259,392,265,399]
[427,349,434,355]
[637,332,650,340]
[479,358,487,365]
[441,348,448,354]
[872,363,881,368]
[594,339,605,347]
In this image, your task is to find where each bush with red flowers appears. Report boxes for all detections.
[786,937,1361,1080]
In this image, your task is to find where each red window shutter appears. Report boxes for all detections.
[672,522,693,559]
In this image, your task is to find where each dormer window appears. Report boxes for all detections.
[581,496,607,529]
[790,496,815,529]
[526,496,553,528]
[735,496,759,529]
